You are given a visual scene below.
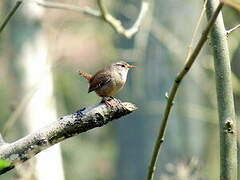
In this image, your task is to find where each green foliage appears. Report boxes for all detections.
[0,159,10,170]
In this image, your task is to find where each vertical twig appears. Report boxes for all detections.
[206,0,237,179]
[0,1,22,34]
[147,3,224,180]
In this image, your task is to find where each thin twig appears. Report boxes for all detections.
[147,2,224,180]
[35,0,101,17]
[97,0,149,38]
[2,87,37,136]
[226,24,240,36]
[186,0,208,58]
[0,1,22,34]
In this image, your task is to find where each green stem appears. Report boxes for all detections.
[206,0,237,179]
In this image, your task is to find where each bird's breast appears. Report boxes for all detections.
[95,72,126,97]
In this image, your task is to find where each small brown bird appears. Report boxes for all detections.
[78,61,136,105]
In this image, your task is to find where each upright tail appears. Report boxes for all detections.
[78,71,92,82]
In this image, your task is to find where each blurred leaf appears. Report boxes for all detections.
[0,159,10,170]
[222,0,240,11]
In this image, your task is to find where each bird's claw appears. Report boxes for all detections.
[101,97,122,107]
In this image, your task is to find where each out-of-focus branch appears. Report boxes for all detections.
[147,2,224,180]
[0,0,23,149]
[226,24,240,36]
[151,21,184,58]
[186,0,208,58]
[221,0,240,11]
[0,1,22,34]
[97,0,149,38]
[2,88,36,136]
[35,0,101,17]
[0,102,137,175]
[35,0,149,38]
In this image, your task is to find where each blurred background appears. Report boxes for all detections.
[0,0,240,180]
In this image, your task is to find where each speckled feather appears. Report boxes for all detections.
[79,61,134,97]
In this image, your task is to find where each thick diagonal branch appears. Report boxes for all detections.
[0,102,137,175]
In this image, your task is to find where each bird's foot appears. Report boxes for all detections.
[101,97,114,107]
[101,97,122,107]
[111,97,122,103]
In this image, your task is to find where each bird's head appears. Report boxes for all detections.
[111,61,136,71]
[110,61,136,81]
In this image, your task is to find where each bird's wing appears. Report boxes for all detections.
[88,70,112,93]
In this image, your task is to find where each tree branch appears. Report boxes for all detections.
[35,0,149,39]
[97,0,149,38]
[221,0,240,11]
[0,1,22,34]
[226,24,240,36]
[0,101,137,175]
[35,0,101,18]
[206,0,237,179]
[147,2,224,180]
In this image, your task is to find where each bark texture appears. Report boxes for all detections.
[0,102,137,175]
[206,0,237,179]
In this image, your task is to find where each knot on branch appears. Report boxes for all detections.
[224,118,234,134]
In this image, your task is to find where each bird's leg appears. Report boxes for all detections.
[101,97,114,107]
[111,97,122,103]
[101,97,122,107]
[107,96,122,103]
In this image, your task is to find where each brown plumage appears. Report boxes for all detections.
[78,61,136,100]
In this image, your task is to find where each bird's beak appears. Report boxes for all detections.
[128,65,136,69]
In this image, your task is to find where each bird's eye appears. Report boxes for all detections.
[121,64,125,67]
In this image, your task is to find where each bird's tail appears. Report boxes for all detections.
[78,71,92,82]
